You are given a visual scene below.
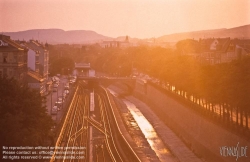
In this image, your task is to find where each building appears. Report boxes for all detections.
[0,35,28,83]
[100,40,119,48]
[0,35,51,95]
[27,48,40,73]
[25,40,49,80]
[197,38,250,64]
[100,36,131,48]
[19,40,50,95]
[26,70,47,95]
[198,38,231,64]
[74,63,91,76]
[230,39,250,60]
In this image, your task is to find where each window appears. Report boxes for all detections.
[229,45,235,51]
[13,53,17,62]
[0,53,2,63]
[3,53,8,63]
[3,68,7,77]
[9,53,13,62]
[8,69,13,77]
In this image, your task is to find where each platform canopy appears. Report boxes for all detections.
[74,63,91,77]
[75,63,91,69]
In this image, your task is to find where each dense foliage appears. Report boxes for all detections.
[0,78,53,146]
[90,46,250,128]
[48,43,250,128]
[50,57,75,76]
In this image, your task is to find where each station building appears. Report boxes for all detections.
[74,63,91,77]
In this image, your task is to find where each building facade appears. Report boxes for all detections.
[26,70,46,95]
[74,63,91,76]
[0,35,50,95]
[26,48,40,73]
[196,38,250,64]
[25,40,49,80]
[0,35,27,83]
[22,40,50,95]
[100,36,131,48]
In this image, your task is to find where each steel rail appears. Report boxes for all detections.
[79,89,88,162]
[101,86,142,162]
[64,86,86,161]
[83,94,89,162]
[77,81,90,162]
[98,95,120,161]
[62,95,80,162]
[70,92,86,162]
[101,93,124,162]
[51,82,90,162]
[50,86,79,162]
[98,94,117,162]
[85,117,110,137]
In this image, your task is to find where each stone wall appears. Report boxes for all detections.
[134,81,250,162]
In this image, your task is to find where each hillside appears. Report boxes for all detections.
[3,29,112,44]
[2,24,250,44]
[157,25,250,42]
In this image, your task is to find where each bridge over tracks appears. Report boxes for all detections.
[77,76,136,95]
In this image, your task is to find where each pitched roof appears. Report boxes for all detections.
[25,40,47,52]
[27,70,45,83]
[0,34,26,51]
[216,38,231,52]
[231,39,250,50]
[199,37,231,52]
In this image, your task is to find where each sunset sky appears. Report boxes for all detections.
[0,0,250,38]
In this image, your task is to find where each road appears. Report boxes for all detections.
[45,76,77,125]
[46,76,68,116]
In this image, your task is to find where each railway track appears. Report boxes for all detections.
[97,93,124,162]
[94,87,141,162]
[51,81,141,162]
[50,81,89,162]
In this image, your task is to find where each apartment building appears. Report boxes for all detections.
[25,40,49,80]
[184,37,250,64]
[0,35,50,95]
[0,35,27,83]
[21,40,50,95]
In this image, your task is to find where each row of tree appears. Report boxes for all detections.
[154,56,250,129]
[83,46,249,129]
[48,43,249,129]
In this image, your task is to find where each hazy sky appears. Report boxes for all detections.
[0,0,250,38]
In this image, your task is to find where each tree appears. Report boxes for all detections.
[176,39,200,54]
[0,77,53,146]
[50,57,75,76]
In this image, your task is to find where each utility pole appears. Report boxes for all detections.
[50,89,52,115]
[62,83,64,109]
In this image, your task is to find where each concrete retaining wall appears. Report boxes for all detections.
[134,81,250,162]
